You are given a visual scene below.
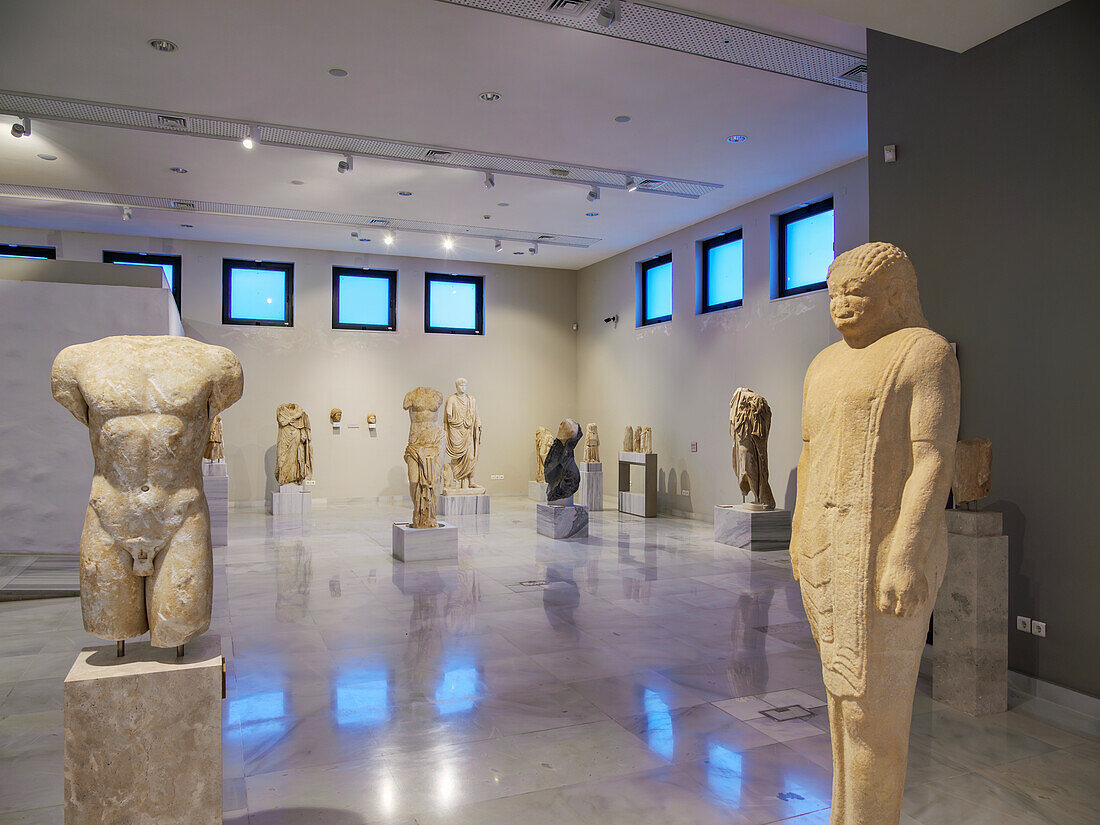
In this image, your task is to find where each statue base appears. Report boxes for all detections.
[536,503,588,539]
[528,480,548,502]
[439,493,490,516]
[579,462,603,511]
[392,521,458,562]
[270,484,312,516]
[714,505,792,551]
[202,460,228,546]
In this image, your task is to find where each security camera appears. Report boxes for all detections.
[603,314,619,325]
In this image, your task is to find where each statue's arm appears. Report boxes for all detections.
[51,345,89,426]
[208,347,244,418]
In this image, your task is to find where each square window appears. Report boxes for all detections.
[103,251,182,312]
[222,259,293,326]
[332,267,397,331]
[0,244,55,260]
[638,253,673,326]
[425,273,483,335]
[700,229,743,313]
[777,197,834,297]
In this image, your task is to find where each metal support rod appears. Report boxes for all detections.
[116,640,125,657]
[176,644,185,658]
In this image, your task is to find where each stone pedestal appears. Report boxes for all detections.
[579,462,603,511]
[392,521,458,562]
[528,480,548,502]
[439,492,490,516]
[202,460,228,546]
[618,452,657,517]
[714,505,792,551]
[64,635,223,825]
[270,483,312,516]
[536,503,589,539]
[933,509,1009,716]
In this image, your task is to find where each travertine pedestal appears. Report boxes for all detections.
[64,635,223,825]
[536,503,589,539]
[528,480,548,502]
[579,462,603,511]
[933,509,1009,716]
[714,505,792,551]
[392,521,458,562]
[270,483,312,516]
[439,492,490,516]
[202,460,228,546]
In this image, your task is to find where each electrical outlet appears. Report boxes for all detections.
[1016,616,1031,633]
[304,479,317,486]
[490,474,504,480]
[680,490,690,496]
[1031,621,1046,638]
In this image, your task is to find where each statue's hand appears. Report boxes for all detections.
[876,562,928,617]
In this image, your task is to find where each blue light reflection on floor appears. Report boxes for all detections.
[334,669,390,727]
[642,688,674,760]
[435,663,479,714]
[227,689,288,739]
[707,744,743,807]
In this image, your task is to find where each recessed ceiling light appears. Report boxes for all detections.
[328,68,349,77]
[479,91,502,102]
[442,237,455,251]
[397,191,412,196]
[586,212,598,217]
[148,38,178,53]
[36,153,57,161]
[497,202,509,207]
[483,214,491,220]
[170,167,188,174]
[290,180,305,185]
[513,251,525,255]
[726,135,747,143]
[614,115,631,123]
[179,223,193,228]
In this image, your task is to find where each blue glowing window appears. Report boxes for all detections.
[435,665,479,714]
[700,230,743,313]
[639,253,672,326]
[334,669,390,727]
[103,251,182,312]
[332,267,397,331]
[1,244,56,260]
[425,273,483,335]
[222,259,293,326]
[778,198,834,296]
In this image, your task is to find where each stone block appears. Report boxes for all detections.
[528,480,548,502]
[392,521,458,562]
[270,484,312,516]
[579,463,603,511]
[536,503,589,539]
[714,505,792,551]
[439,493,490,516]
[945,507,1003,537]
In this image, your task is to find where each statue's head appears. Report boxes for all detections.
[455,377,468,394]
[827,242,928,348]
[557,418,581,444]
[586,422,597,436]
[330,408,342,423]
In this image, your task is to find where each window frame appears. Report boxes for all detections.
[699,228,744,314]
[776,196,834,298]
[221,258,294,327]
[424,272,484,335]
[331,266,398,332]
[638,252,673,326]
[0,244,56,260]
[103,250,182,312]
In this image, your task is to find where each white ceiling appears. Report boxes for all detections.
[0,0,874,269]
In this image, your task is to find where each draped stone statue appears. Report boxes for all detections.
[622,426,634,452]
[203,414,223,461]
[535,426,554,483]
[639,426,652,454]
[583,423,600,463]
[403,387,444,528]
[730,387,775,510]
[443,378,484,493]
[632,425,643,453]
[545,419,583,502]
[51,335,243,647]
[790,242,960,825]
[275,403,313,485]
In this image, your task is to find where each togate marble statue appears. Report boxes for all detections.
[275,403,313,485]
[403,387,444,528]
[329,408,342,424]
[790,242,960,825]
[730,387,775,510]
[545,419,583,503]
[443,378,484,494]
[622,425,634,452]
[953,437,992,505]
[51,335,244,647]
[535,426,554,483]
[203,414,223,461]
[583,422,600,463]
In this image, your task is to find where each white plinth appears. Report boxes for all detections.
[439,493,491,515]
[392,521,458,562]
[64,635,223,825]
[579,462,603,511]
[270,483,312,516]
[528,480,548,502]
[202,462,228,547]
[714,505,792,551]
[536,503,589,539]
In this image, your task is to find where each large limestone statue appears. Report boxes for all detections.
[545,419,583,502]
[404,387,444,528]
[275,403,313,485]
[790,242,960,825]
[730,387,775,510]
[51,335,244,647]
[583,423,600,463]
[203,414,224,461]
[534,426,554,483]
[953,437,992,505]
[443,378,484,494]
[622,426,634,452]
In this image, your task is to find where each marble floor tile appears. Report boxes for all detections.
[615,702,777,763]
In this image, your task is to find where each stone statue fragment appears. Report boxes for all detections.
[640,426,652,454]
[203,414,223,461]
[329,408,342,423]
[535,426,554,483]
[953,438,992,505]
[51,335,244,647]
[443,378,484,493]
[632,426,643,453]
[275,403,313,485]
[730,387,775,510]
[790,242,960,825]
[583,423,600,463]
[367,413,377,425]
[403,387,444,528]
[545,419,583,502]
[622,426,634,452]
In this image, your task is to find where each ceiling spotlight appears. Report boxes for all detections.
[290,179,305,185]
[383,232,395,246]
[328,67,348,77]
[148,38,178,52]
[242,124,259,149]
[170,167,188,174]
[586,186,600,202]
[596,0,621,27]
[614,115,631,123]
[121,206,133,221]
[494,239,503,253]
[726,135,747,143]
[586,211,598,217]
[479,91,502,102]
[397,191,412,197]
[442,237,454,251]
[484,171,495,190]
[337,155,354,174]
[179,223,193,228]
[529,243,538,255]
[37,153,57,161]
[10,117,30,138]
[625,177,638,192]
[497,202,509,207]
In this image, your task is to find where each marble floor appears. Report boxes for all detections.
[0,498,1097,824]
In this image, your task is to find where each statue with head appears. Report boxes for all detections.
[443,377,483,493]
[791,242,959,825]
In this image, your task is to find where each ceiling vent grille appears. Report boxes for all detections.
[835,63,868,84]
[156,115,188,130]
[436,0,867,91]
[169,200,196,210]
[543,0,593,17]
[635,178,667,190]
[425,149,452,160]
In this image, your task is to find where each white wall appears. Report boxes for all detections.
[0,226,579,505]
[575,159,868,518]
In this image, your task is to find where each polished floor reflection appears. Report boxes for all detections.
[0,498,1097,824]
